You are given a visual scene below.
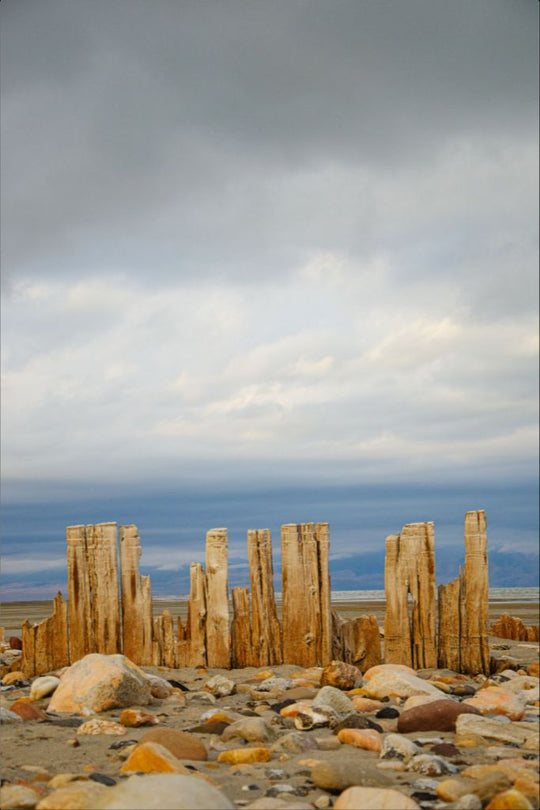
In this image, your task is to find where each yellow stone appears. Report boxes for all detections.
[2,671,25,685]
[336,728,382,752]
[217,747,272,764]
[436,778,474,802]
[35,782,107,809]
[485,789,534,809]
[454,732,486,747]
[255,671,274,680]
[119,741,190,774]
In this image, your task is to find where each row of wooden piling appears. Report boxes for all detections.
[18,511,491,678]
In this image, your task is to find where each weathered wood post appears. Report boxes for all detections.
[231,587,253,668]
[119,524,153,665]
[384,522,437,669]
[66,524,95,661]
[438,510,490,674]
[281,522,332,667]
[183,562,207,667]
[20,592,70,677]
[247,529,282,666]
[460,510,490,674]
[153,609,176,668]
[340,615,382,672]
[205,528,230,668]
[86,522,121,655]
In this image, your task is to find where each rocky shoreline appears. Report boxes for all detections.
[1,636,539,810]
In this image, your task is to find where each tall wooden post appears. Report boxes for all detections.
[66,524,94,662]
[437,577,461,671]
[119,524,153,665]
[384,522,437,669]
[247,529,282,666]
[205,528,230,668]
[185,562,207,667]
[460,510,489,674]
[281,522,332,667]
[86,523,121,655]
[231,587,253,668]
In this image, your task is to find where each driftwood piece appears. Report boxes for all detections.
[66,525,95,661]
[384,522,437,669]
[20,592,69,677]
[86,523,121,655]
[490,614,539,642]
[247,529,282,666]
[281,523,332,667]
[185,562,207,667]
[331,609,347,660]
[231,587,253,668]
[205,528,230,668]
[460,510,490,674]
[340,614,382,672]
[119,524,153,665]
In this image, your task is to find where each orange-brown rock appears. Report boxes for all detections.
[336,728,382,752]
[321,661,360,690]
[120,741,190,774]
[217,748,272,764]
[334,787,421,809]
[485,789,534,810]
[120,709,159,727]
[464,686,527,720]
[9,700,47,721]
[138,728,208,761]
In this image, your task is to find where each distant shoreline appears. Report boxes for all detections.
[1,590,538,639]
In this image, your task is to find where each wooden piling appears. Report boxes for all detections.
[281,522,332,667]
[340,615,382,672]
[20,592,69,677]
[119,524,153,665]
[66,525,94,662]
[231,587,253,668]
[384,522,437,669]
[185,562,207,667]
[247,529,282,666]
[460,510,490,674]
[86,522,121,655]
[205,529,230,668]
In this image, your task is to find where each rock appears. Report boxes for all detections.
[334,786,421,809]
[30,676,61,700]
[291,667,323,684]
[9,700,48,721]
[35,781,107,809]
[397,699,480,732]
[321,661,360,690]
[485,790,534,809]
[380,733,419,763]
[0,784,40,809]
[205,675,236,697]
[119,709,159,727]
[311,759,393,793]
[137,728,208,761]
[401,693,445,711]
[9,637,23,650]
[294,706,335,729]
[472,774,515,803]
[76,719,126,735]
[333,714,382,733]
[362,670,442,700]
[375,706,400,718]
[350,696,385,712]
[145,674,173,699]
[407,754,457,775]
[456,714,536,745]
[94,774,233,809]
[279,700,313,717]
[446,796,483,810]
[244,799,312,810]
[120,741,191,774]
[464,687,528,720]
[221,718,273,743]
[337,728,382,752]
[313,685,354,717]
[527,662,539,678]
[47,775,87,790]
[270,731,317,753]
[0,706,23,723]
[436,777,475,802]
[217,747,272,764]
[2,670,26,685]
[363,664,416,680]
[280,687,317,701]
[47,654,151,713]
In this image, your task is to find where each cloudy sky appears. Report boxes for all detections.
[1,0,538,598]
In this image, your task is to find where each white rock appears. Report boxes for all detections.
[30,676,61,701]
[94,774,233,809]
[380,733,419,763]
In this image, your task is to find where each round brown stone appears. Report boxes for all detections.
[138,728,208,761]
